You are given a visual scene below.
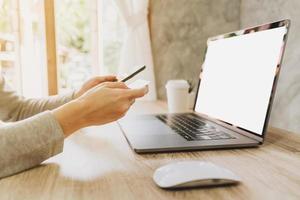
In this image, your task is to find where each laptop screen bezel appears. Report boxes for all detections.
[193,19,290,140]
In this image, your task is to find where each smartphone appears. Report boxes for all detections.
[120,65,146,82]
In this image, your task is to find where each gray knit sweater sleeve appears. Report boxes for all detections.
[0,76,74,178]
[0,77,74,122]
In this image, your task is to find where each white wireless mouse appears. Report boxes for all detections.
[153,161,241,189]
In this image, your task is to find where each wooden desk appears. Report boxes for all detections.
[0,101,299,200]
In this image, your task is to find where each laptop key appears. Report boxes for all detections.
[156,114,236,141]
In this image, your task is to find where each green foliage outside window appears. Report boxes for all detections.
[56,0,91,53]
[0,0,12,33]
[55,0,92,91]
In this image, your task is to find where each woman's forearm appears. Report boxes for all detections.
[52,100,87,137]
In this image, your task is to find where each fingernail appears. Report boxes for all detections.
[145,86,149,93]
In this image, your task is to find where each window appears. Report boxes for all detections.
[102,0,125,75]
[19,0,48,97]
[54,0,126,93]
[0,0,127,96]
[55,0,93,93]
[0,0,21,92]
[0,0,47,97]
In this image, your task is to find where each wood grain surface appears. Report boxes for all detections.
[0,101,299,200]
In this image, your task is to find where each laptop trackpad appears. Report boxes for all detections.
[119,115,177,136]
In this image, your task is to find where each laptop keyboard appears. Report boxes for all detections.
[156,113,236,141]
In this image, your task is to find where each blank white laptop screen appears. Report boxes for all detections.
[195,27,287,135]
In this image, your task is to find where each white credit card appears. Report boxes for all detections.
[128,79,150,89]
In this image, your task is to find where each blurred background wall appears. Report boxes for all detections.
[149,0,240,99]
[150,0,300,134]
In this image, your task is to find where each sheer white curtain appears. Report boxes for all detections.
[113,0,157,100]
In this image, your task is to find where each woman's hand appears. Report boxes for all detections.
[52,82,148,137]
[74,75,117,99]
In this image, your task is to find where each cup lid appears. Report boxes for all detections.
[166,80,189,89]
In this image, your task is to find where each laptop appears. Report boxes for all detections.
[118,19,290,153]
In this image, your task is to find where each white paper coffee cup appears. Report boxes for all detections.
[166,80,189,113]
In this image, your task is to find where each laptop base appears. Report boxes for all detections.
[118,115,260,154]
